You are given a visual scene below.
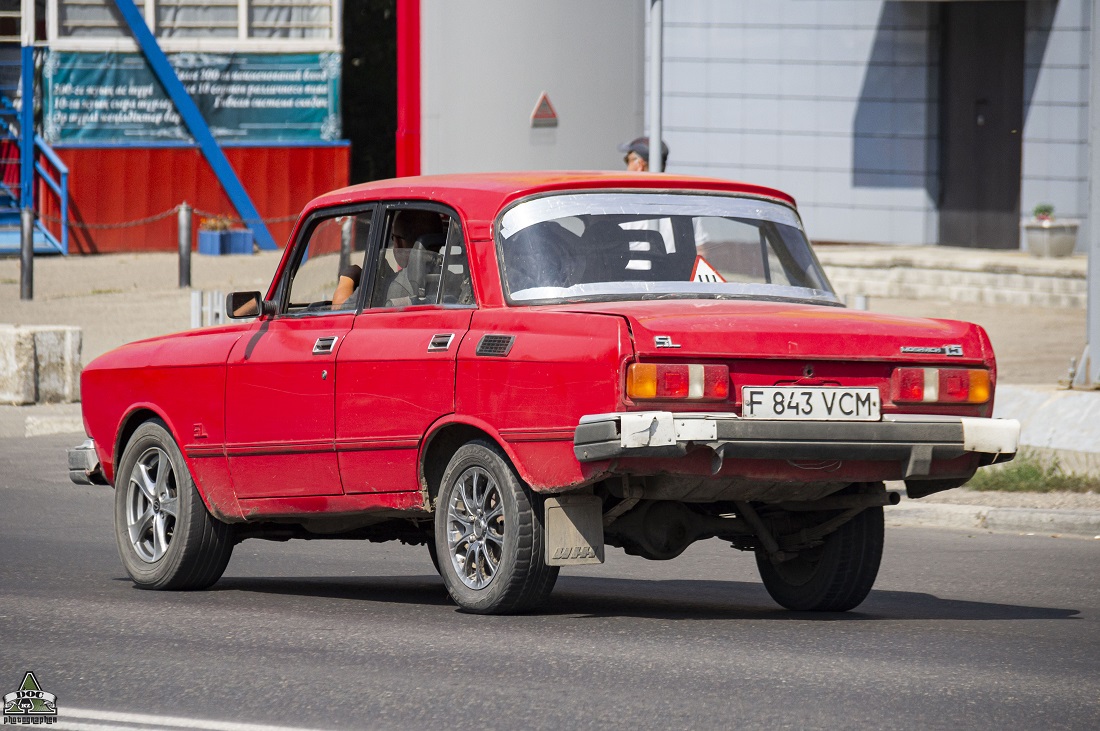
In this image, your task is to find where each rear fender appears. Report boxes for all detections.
[420,415,607,500]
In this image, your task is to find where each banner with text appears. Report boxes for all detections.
[43,51,342,144]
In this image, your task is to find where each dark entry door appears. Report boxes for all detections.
[939,2,1025,249]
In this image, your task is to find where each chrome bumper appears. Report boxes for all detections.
[68,438,107,486]
[573,412,1020,479]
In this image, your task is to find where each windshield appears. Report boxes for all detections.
[497,193,839,305]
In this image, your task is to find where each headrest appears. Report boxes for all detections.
[415,232,447,251]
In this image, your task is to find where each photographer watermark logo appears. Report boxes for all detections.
[3,672,57,725]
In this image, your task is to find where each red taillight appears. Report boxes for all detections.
[895,368,928,402]
[892,367,990,404]
[627,363,730,401]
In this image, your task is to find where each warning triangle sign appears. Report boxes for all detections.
[531,92,558,128]
[691,256,726,283]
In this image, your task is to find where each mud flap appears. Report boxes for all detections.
[544,495,605,566]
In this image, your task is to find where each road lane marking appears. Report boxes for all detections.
[57,707,333,731]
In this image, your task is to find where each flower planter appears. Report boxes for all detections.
[1024,220,1078,258]
[197,230,225,255]
[224,229,254,255]
[197,229,254,255]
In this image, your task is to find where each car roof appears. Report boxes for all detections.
[305,171,798,222]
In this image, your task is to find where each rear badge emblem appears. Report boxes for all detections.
[901,344,964,356]
[654,336,681,349]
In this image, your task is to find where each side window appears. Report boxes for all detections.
[440,217,474,305]
[369,207,454,308]
[284,210,373,315]
[692,216,792,286]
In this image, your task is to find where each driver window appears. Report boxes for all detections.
[285,211,372,315]
[370,207,451,309]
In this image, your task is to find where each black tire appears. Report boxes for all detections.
[426,537,441,576]
[114,420,234,590]
[433,440,558,614]
[755,505,884,612]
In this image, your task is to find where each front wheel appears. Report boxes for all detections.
[114,420,234,590]
[433,440,558,614]
[755,506,884,612]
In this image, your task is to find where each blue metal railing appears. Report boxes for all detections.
[0,58,70,254]
[0,114,70,254]
[34,134,69,254]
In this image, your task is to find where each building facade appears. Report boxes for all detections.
[33,0,350,252]
[653,0,1093,250]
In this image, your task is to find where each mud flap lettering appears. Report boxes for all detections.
[545,495,605,566]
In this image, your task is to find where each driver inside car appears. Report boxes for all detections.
[373,209,446,308]
[330,210,446,309]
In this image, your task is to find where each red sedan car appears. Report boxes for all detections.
[70,172,1019,614]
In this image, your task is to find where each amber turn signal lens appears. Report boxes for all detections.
[627,363,659,399]
[627,363,730,401]
[964,369,991,403]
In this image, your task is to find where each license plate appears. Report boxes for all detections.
[741,386,881,421]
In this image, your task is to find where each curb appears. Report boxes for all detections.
[24,415,85,438]
[0,405,84,439]
[889,500,1100,538]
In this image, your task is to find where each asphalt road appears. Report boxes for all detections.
[2,436,1098,730]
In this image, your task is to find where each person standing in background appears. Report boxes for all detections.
[619,136,669,172]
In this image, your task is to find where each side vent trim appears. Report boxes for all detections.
[476,334,515,357]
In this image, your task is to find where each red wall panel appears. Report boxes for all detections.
[39,145,350,254]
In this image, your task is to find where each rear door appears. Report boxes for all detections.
[336,205,475,493]
[225,207,375,499]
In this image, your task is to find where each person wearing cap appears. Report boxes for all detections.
[616,136,710,253]
[619,136,669,172]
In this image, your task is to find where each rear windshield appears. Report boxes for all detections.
[496,193,839,305]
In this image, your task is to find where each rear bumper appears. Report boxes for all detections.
[573,412,1020,479]
[68,439,108,486]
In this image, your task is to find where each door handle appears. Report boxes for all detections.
[428,333,455,352]
[313,336,338,355]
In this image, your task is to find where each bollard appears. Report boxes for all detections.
[212,289,224,324]
[190,291,202,328]
[178,202,192,288]
[20,208,33,300]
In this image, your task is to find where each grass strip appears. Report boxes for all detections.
[966,449,1100,493]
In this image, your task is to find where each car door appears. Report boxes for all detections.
[225,207,375,499]
[336,206,475,493]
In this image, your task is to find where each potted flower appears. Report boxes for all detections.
[198,215,231,256]
[1023,203,1078,257]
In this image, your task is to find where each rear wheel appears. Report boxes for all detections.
[433,440,558,614]
[114,420,234,590]
[755,506,884,612]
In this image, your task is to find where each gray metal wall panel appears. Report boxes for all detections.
[655,0,938,245]
[420,0,645,175]
[1020,0,1091,251]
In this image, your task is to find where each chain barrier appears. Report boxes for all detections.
[36,204,299,230]
[38,206,180,230]
[192,207,300,225]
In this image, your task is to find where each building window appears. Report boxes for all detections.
[250,0,332,40]
[49,0,339,49]
[58,0,149,39]
[157,0,238,38]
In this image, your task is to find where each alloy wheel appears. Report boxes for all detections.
[125,446,179,563]
[446,466,504,589]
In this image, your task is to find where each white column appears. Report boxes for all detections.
[648,0,663,172]
[1085,0,1100,385]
